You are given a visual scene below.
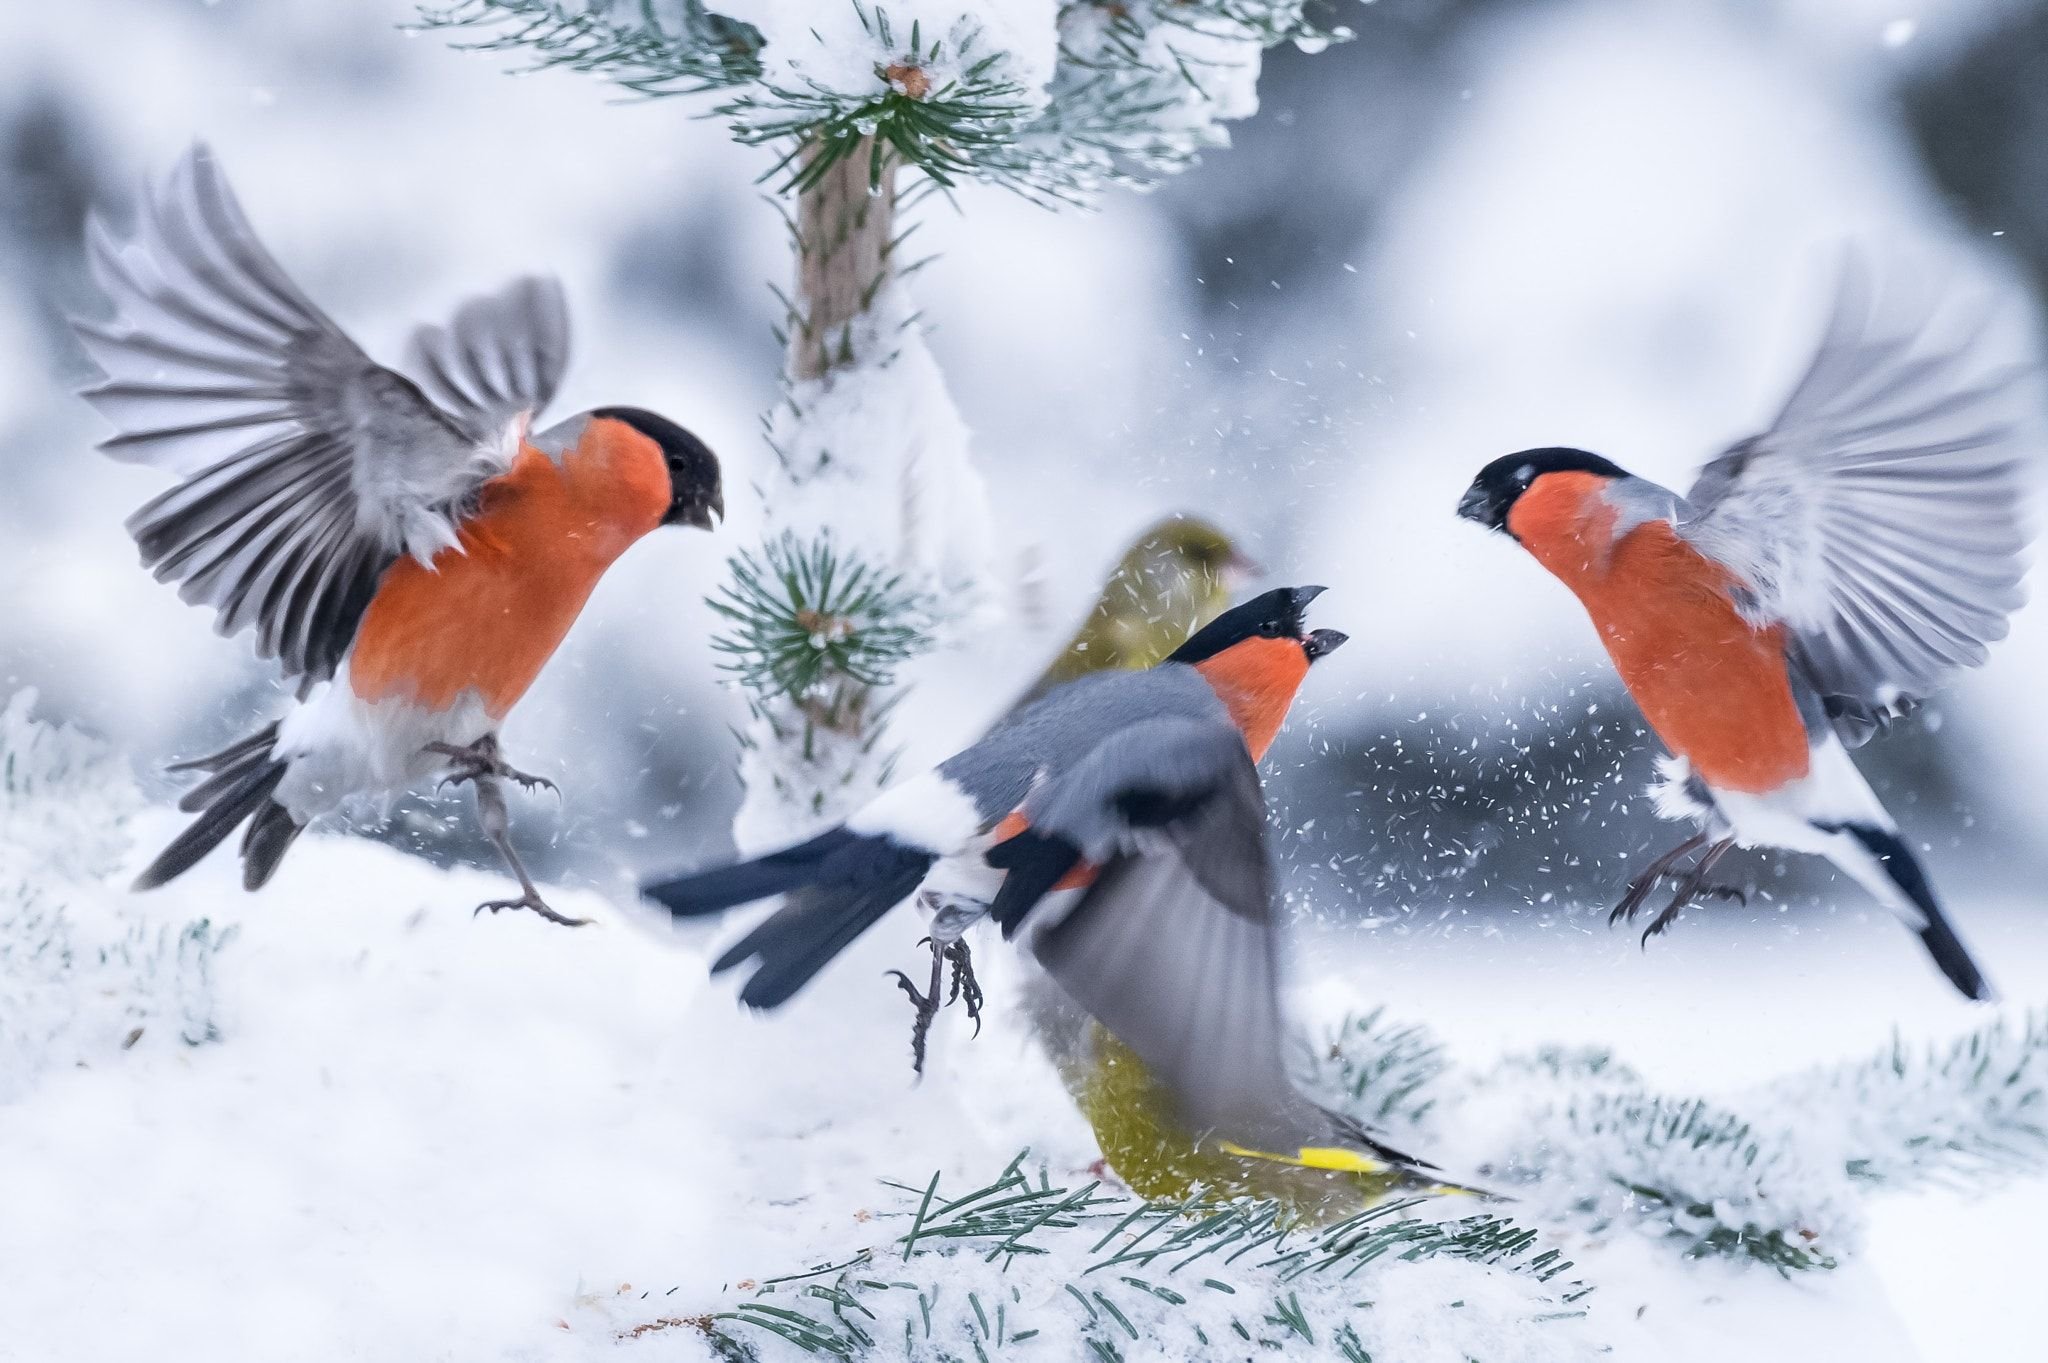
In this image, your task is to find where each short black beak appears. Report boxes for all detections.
[681,487,725,531]
[1287,584,1327,610]
[1456,483,1493,527]
[1305,628,1348,660]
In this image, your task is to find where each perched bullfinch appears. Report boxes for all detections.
[642,590,1469,1208]
[1457,255,2036,1000]
[1017,514,1256,706]
[71,146,723,923]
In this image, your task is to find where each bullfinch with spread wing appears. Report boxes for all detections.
[640,589,1473,1202]
[1457,255,2036,1000]
[72,146,723,923]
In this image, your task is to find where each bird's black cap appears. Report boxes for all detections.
[1456,447,1627,534]
[1169,585,1344,664]
[594,406,724,530]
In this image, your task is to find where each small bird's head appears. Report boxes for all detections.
[1456,447,1628,538]
[1120,516,1260,602]
[1168,585,1347,667]
[589,406,725,530]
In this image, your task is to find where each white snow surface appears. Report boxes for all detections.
[3,700,2043,1362]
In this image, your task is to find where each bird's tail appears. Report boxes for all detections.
[136,723,302,892]
[643,828,936,1008]
[1824,822,1994,1002]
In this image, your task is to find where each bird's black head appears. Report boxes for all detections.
[1456,447,1626,535]
[594,406,724,530]
[1168,585,1347,665]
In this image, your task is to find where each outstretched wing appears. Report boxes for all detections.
[985,716,1292,1138]
[1679,248,2037,741]
[401,274,569,452]
[71,145,570,687]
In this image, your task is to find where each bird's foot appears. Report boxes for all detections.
[943,939,984,1038]
[474,888,590,929]
[428,739,559,798]
[1639,882,1748,944]
[886,938,946,1078]
[886,935,985,1077]
[1608,872,1664,927]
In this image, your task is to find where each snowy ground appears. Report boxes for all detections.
[4,760,2042,1362]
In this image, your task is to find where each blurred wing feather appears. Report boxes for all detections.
[1018,718,1293,1137]
[400,274,568,450]
[1681,247,2036,736]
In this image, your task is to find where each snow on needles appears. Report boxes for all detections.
[0,692,234,1103]
[718,0,1061,115]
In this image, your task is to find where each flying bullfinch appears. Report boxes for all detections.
[1457,254,2036,1000]
[642,589,1467,1203]
[71,146,723,924]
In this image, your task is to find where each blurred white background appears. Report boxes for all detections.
[4,0,2047,985]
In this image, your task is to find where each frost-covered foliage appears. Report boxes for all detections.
[0,692,235,1101]
[1764,1015,2048,1191]
[1473,1072,1855,1272]
[730,283,995,845]
[698,1154,1597,1363]
[421,0,1350,200]
[1298,1008,1452,1142]
[1304,1008,2048,1276]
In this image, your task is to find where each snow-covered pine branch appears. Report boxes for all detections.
[1763,1015,2048,1192]
[0,692,236,1102]
[695,1153,1597,1363]
[419,1,1356,201]
[1305,1007,2048,1276]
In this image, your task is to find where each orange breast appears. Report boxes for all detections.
[1193,637,1310,763]
[1508,473,1809,794]
[348,418,672,717]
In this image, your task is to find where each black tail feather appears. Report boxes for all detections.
[135,752,285,891]
[642,827,859,918]
[1834,823,1994,1002]
[165,722,280,775]
[647,830,935,1009]
[240,799,305,891]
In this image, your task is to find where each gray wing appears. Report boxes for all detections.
[1680,248,2037,737]
[71,145,567,686]
[1016,716,1296,1139]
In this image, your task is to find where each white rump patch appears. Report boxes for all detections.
[846,771,983,855]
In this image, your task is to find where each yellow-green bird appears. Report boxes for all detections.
[1014,518,1477,1222]
[1017,515,1255,707]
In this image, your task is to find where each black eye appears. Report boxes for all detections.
[1259,620,1282,637]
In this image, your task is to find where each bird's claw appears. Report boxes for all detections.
[887,963,941,1078]
[889,936,985,1076]
[1608,879,1659,927]
[943,939,984,1038]
[473,891,590,929]
[427,741,560,799]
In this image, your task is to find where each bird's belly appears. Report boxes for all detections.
[273,673,494,817]
[347,531,617,720]
[1583,591,1810,795]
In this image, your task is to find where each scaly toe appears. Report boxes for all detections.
[885,969,934,1011]
[474,894,589,928]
